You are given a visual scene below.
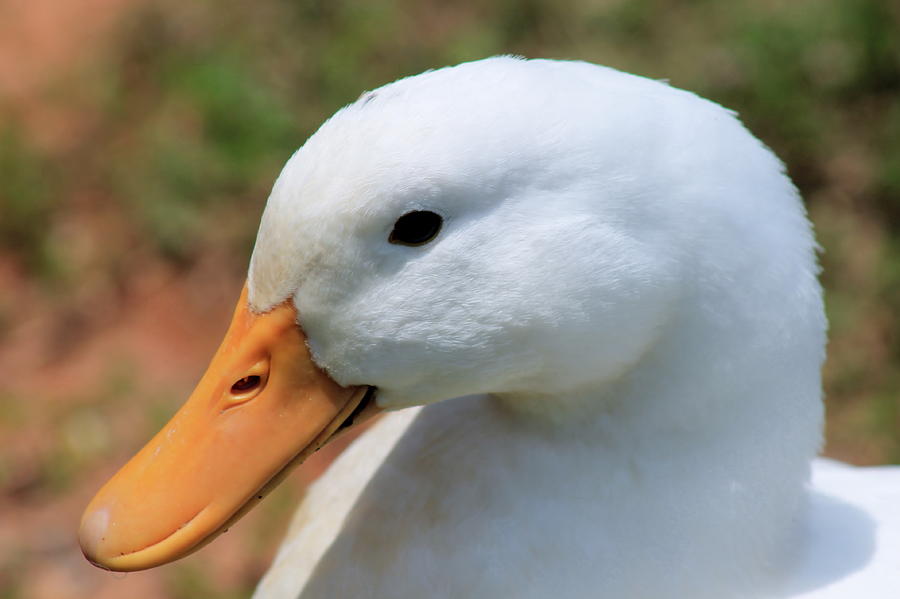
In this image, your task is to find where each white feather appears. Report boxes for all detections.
[244,57,897,598]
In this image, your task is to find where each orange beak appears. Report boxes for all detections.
[78,283,378,571]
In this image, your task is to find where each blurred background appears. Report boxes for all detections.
[0,0,898,597]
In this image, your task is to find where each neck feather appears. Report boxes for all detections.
[487,270,824,596]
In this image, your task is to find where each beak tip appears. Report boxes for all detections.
[79,505,112,568]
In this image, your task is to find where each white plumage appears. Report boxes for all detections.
[242,57,899,598]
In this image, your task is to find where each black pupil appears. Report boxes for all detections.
[231,375,260,393]
[389,211,442,246]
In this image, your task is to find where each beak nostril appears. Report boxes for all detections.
[224,360,269,408]
[231,375,261,394]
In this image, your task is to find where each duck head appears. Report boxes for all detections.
[80,57,824,571]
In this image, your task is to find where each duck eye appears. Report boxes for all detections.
[389,211,443,246]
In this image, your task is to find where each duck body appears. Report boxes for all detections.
[788,460,900,598]
[256,401,789,599]
[259,407,900,599]
[78,56,899,597]
[249,56,829,598]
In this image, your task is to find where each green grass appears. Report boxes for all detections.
[0,126,60,280]
[167,563,248,599]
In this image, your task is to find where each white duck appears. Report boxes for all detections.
[80,57,900,598]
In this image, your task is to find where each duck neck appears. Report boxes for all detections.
[489,282,823,596]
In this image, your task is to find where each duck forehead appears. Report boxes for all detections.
[246,142,444,313]
[247,164,358,313]
[245,98,515,311]
[246,57,706,313]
